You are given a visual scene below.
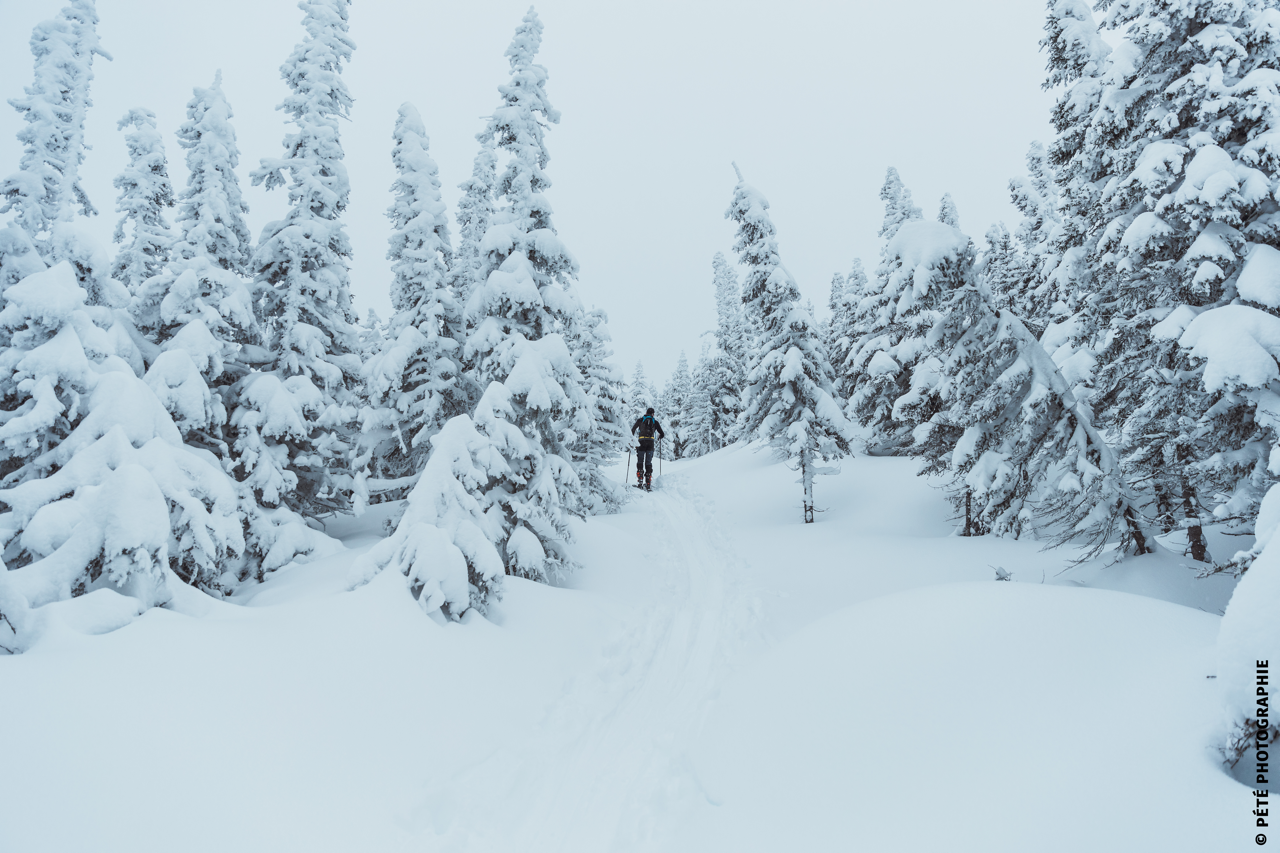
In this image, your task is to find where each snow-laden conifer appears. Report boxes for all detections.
[447,140,497,322]
[172,72,252,275]
[249,0,362,517]
[976,222,1030,317]
[359,103,469,498]
[353,413,507,619]
[845,168,924,446]
[461,8,592,580]
[0,263,249,640]
[877,221,977,447]
[681,347,717,458]
[826,259,866,401]
[1002,143,1066,326]
[567,307,627,510]
[0,0,110,261]
[130,78,259,457]
[727,166,852,522]
[110,108,174,297]
[902,235,1153,556]
[628,361,655,411]
[709,251,747,442]
[937,193,960,228]
[1045,0,1280,563]
[1170,302,1280,572]
[824,272,846,336]
[661,351,694,458]
[713,251,747,364]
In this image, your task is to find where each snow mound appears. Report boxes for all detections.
[678,582,1233,853]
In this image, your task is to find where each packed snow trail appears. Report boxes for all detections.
[425,473,761,852]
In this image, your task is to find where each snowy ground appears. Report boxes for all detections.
[0,444,1251,851]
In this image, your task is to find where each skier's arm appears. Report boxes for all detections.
[657,422,665,439]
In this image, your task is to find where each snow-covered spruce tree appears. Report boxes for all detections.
[446,139,497,326]
[352,413,507,620]
[121,82,333,580]
[359,103,470,501]
[661,351,693,458]
[826,259,867,401]
[248,0,362,517]
[110,108,174,296]
[129,76,259,453]
[681,347,713,458]
[851,188,960,455]
[0,0,110,262]
[566,307,627,511]
[1004,142,1068,327]
[846,167,924,449]
[878,221,979,456]
[824,271,846,344]
[0,263,248,641]
[976,222,1030,318]
[457,7,592,581]
[937,193,960,229]
[902,254,1152,555]
[1173,299,1280,573]
[1049,0,1280,562]
[628,361,654,411]
[727,166,852,522]
[171,72,253,276]
[708,250,747,444]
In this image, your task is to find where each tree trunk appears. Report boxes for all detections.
[801,449,815,524]
[1169,444,1207,562]
[1153,483,1176,534]
[1123,503,1152,556]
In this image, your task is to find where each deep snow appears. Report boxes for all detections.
[0,444,1249,851]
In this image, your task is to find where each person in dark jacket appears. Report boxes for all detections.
[631,407,665,489]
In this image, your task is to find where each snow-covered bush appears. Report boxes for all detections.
[352,414,506,619]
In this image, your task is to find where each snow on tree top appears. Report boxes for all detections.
[885,220,969,272]
[1180,304,1280,391]
[1237,244,1280,309]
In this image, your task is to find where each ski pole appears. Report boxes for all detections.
[626,449,631,486]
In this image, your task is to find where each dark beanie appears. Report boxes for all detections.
[646,407,655,415]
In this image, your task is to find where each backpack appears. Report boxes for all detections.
[638,415,656,439]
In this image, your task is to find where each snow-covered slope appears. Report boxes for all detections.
[0,445,1245,851]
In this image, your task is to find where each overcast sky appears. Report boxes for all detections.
[0,0,1056,387]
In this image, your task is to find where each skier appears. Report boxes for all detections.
[631,407,665,491]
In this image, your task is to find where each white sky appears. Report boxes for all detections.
[0,0,1056,388]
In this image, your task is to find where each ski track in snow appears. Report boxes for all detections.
[427,474,761,852]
